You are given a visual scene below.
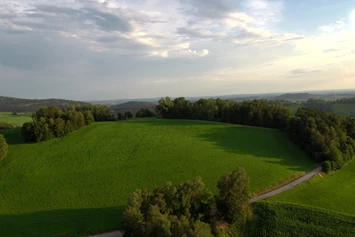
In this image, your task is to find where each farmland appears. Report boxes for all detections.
[251,202,355,237]
[0,112,32,126]
[270,158,355,216]
[0,119,314,236]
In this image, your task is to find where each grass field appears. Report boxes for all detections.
[270,159,355,216]
[0,112,32,126]
[251,202,355,237]
[0,119,315,236]
[332,104,355,117]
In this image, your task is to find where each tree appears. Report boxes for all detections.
[0,134,8,161]
[217,168,250,224]
[122,177,214,237]
[117,112,123,120]
[125,111,133,119]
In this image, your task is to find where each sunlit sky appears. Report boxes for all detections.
[1,0,354,100]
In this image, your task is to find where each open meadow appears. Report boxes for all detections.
[0,112,32,126]
[270,158,355,216]
[0,119,315,236]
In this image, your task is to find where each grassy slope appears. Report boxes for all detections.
[0,112,32,126]
[270,159,355,216]
[251,202,355,237]
[0,119,314,236]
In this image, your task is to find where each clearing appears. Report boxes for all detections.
[0,112,32,126]
[0,119,314,236]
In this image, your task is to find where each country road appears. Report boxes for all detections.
[249,166,322,203]
[89,166,322,237]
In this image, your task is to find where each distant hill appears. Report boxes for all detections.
[110,101,157,115]
[274,93,317,101]
[0,96,88,112]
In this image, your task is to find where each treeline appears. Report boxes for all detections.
[155,97,355,171]
[22,105,114,142]
[156,97,291,129]
[0,96,87,113]
[288,108,355,172]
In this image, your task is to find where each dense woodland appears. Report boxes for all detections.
[155,97,355,171]
[0,96,88,113]
[22,105,114,142]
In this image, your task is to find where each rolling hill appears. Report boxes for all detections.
[0,119,315,236]
[0,96,88,113]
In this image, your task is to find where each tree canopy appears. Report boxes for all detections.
[122,169,250,237]
[0,134,8,161]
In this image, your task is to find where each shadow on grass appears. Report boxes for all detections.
[0,206,125,237]
[0,127,27,145]
[131,119,313,172]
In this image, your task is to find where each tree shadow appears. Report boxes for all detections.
[197,125,315,172]
[130,119,314,172]
[0,206,125,237]
[0,127,27,145]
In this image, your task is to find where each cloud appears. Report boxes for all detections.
[290,69,323,75]
[319,20,345,33]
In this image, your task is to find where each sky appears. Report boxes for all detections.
[0,0,355,100]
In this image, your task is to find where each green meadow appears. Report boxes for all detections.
[270,158,355,216]
[0,119,315,236]
[0,112,32,126]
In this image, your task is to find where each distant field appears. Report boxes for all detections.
[0,119,314,236]
[0,112,32,126]
[251,202,355,237]
[287,104,303,114]
[332,104,355,117]
[270,159,355,216]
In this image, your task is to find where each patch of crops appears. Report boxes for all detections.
[251,202,355,237]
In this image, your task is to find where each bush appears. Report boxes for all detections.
[0,134,8,161]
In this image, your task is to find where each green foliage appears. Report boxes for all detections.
[117,112,124,120]
[0,122,15,129]
[287,108,355,171]
[122,177,214,237]
[217,168,250,224]
[125,111,133,119]
[135,108,156,118]
[21,105,114,142]
[0,119,314,236]
[156,97,292,129]
[251,202,355,237]
[0,134,8,160]
[270,158,355,216]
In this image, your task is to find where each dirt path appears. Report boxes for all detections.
[89,166,322,237]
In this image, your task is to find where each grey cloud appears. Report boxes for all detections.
[179,0,237,18]
[176,27,211,39]
[290,69,322,75]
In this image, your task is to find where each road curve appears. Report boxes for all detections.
[249,166,322,203]
[89,166,322,237]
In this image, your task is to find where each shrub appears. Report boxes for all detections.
[0,134,8,161]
